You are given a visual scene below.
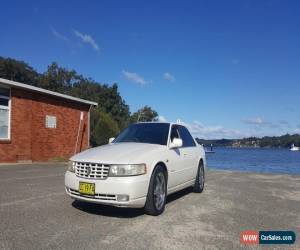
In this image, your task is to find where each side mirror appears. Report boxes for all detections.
[169,138,183,149]
[108,137,115,144]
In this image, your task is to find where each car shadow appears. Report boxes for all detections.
[71,186,193,218]
[166,186,193,204]
[71,200,144,218]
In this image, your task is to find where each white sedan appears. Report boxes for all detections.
[65,122,206,215]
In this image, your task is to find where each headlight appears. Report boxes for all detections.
[109,164,146,177]
[67,161,75,173]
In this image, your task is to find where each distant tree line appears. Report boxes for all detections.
[195,138,233,147]
[0,57,158,146]
[196,134,300,148]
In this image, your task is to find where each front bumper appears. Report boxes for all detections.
[65,171,148,208]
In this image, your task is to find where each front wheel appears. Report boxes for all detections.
[193,160,205,193]
[144,165,167,216]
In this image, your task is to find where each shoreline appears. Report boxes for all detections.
[207,167,300,176]
[205,146,295,149]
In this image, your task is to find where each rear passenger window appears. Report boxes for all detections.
[178,126,196,147]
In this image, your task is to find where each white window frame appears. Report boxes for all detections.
[45,115,57,129]
[0,86,11,140]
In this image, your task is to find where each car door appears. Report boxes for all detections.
[167,125,190,188]
[177,125,198,181]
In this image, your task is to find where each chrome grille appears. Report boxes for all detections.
[75,162,110,179]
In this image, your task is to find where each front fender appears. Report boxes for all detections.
[197,145,207,171]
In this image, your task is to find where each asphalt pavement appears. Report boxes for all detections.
[0,163,299,249]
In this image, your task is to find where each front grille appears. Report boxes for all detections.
[75,162,110,179]
[68,188,117,201]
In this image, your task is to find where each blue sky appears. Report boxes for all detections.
[1,0,300,139]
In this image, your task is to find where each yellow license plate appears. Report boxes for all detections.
[79,182,95,195]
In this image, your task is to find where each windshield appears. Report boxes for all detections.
[113,123,170,145]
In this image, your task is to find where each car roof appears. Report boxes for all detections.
[135,121,187,127]
[131,122,195,140]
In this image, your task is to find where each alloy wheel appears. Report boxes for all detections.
[153,172,166,210]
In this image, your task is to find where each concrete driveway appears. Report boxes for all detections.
[0,163,299,249]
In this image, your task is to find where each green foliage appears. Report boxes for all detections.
[90,108,119,146]
[130,105,158,123]
[0,57,39,84]
[39,62,78,93]
[259,134,300,148]
[0,56,158,146]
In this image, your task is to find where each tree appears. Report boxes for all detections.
[39,62,79,93]
[0,57,39,85]
[130,106,158,123]
[90,108,120,146]
[70,80,130,130]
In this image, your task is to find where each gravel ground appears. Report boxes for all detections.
[0,163,299,250]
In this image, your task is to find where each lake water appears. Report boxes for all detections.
[205,147,300,175]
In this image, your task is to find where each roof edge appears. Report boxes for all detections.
[0,77,98,106]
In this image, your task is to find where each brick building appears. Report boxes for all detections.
[0,78,97,163]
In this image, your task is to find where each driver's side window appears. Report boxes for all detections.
[170,126,180,142]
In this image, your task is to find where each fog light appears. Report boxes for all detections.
[117,195,129,202]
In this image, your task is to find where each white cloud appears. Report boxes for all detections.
[73,29,99,51]
[181,121,244,139]
[122,70,147,85]
[51,27,69,42]
[242,117,267,125]
[279,120,289,125]
[156,115,167,122]
[173,119,297,139]
[163,72,175,82]
[241,117,287,130]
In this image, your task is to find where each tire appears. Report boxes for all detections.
[144,165,167,216]
[193,160,205,193]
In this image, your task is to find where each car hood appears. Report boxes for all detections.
[70,142,165,164]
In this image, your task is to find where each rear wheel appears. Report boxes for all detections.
[193,160,205,193]
[144,165,167,216]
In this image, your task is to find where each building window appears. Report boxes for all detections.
[45,115,57,128]
[0,87,10,140]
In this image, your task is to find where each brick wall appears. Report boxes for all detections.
[0,88,91,162]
